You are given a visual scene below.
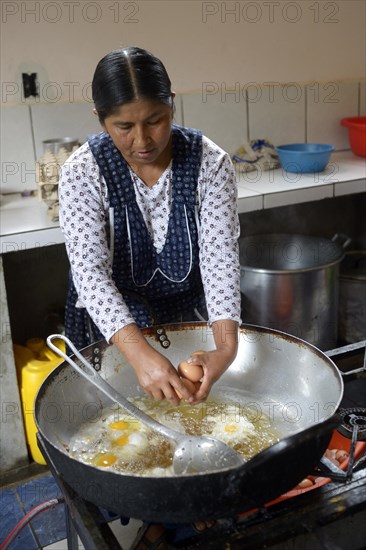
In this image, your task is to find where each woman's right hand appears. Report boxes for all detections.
[111,323,193,405]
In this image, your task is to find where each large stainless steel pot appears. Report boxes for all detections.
[35,323,343,522]
[239,234,345,350]
[338,250,366,343]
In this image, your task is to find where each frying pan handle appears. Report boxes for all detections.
[325,340,366,376]
[46,334,180,442]
[48,334,103,379]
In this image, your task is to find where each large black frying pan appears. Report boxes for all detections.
[35,323,343,522]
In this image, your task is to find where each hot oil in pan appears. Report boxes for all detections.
[69,397,280,476]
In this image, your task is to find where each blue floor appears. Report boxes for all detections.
[0,473,66,549]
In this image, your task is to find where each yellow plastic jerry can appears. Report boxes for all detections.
[13,337,65,465]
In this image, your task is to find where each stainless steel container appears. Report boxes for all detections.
[239,234,345,350]
[338,250,366,343]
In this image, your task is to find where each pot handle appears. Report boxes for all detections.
[331,232,352,249]
[326,340,366,376]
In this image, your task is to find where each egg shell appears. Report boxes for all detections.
[314,476,328,484]
[296,478,314,489]
[176,377,201,399]
[335,449,349,463]
[178,360,203,382]
[324,449,340,466]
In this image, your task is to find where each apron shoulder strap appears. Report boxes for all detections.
[171,125,202,209]
[88,132,135,204]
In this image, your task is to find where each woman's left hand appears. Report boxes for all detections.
[186,320,239,404]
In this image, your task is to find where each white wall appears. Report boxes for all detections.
[1,0,365,104]
[1,0,365,193]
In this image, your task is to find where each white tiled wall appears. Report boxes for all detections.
[247,82,306,146]
[182,91,247,156]
[31,102,101,160]
[360,81,366,116]
[0,101,101,193]
[306,81,359,148]
[1,78,364,194]
[1,105,36,193]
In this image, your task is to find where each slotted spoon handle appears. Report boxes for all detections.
[47,334,244,475]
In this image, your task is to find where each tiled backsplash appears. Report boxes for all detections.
[1,80,364,194]
[181,92,248,157]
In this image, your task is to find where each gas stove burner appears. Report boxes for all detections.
[338,408,366,441]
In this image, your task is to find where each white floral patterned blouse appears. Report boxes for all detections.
[59,134,241,342]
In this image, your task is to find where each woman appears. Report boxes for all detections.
[59,46,241,406]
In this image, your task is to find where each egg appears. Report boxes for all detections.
[69,409,149,468]
[147,466,174,477]
[128,432,149,449]
[108,419,142,432]
[336,449,349,463]
[176,377,201,400]
[109,420,129,430]
[295,478,314,489]
[209,413,255,445]
[114,433,150,462]
[324,449,340,466]
[95,453,118,467]
[115,434,129,446]
[178,360,203,382]
[70,396,279,476]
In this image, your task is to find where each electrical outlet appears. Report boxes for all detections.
[22,72,39,98]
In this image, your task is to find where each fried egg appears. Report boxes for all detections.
[69,397,279,476]
[208,412,256,445]
[69,410,152,468]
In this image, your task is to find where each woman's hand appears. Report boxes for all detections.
[183,320,239,405]
[111,323,193,405]
[111,320,238,405]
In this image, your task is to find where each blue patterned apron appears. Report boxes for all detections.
[65,125,206,348]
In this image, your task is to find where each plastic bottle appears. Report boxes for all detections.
[13,337,65,465]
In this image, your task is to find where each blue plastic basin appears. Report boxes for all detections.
[276,143,334,174]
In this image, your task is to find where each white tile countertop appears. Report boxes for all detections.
[236,150,366,213]
[0,194,62,253]
[1,151,365,254]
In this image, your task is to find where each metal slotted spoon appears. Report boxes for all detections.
[47,334,244,475]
